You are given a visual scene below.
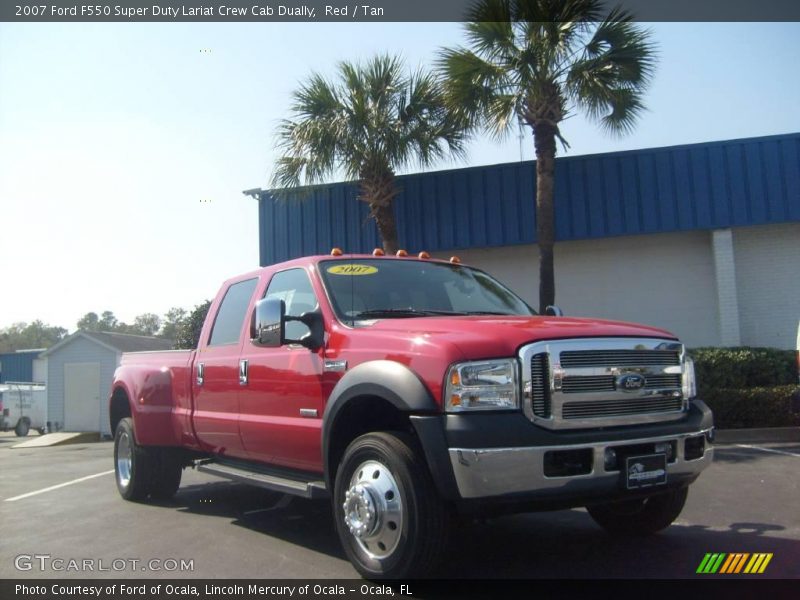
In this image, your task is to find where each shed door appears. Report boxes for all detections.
[64,362,101,431]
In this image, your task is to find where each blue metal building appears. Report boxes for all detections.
[251,132,800,266]
[247,133,800,350]
[0,350,42,383]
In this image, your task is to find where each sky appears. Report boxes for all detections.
[1,21,799,332]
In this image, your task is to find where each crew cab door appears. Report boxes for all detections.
[191,277,258,458]
[239,267,326,472]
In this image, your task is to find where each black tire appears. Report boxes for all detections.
[149,449,183,500]
[14,419,30,437]
[333,431,450,579]
[37,427,46,436]
[587,486,689,536]
[114,417,154,501]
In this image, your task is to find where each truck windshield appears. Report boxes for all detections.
[319,259,535,324]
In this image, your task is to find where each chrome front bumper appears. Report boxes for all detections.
[448,429,714,499]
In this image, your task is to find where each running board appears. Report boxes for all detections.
[195,461,328,499]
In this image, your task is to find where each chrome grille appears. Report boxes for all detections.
[520,338,687,430]
[530,353,551,417]
[560,349,680,368]
[563,397,684,419]
[561,373,682,394]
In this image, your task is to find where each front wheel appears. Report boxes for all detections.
[587,486,689,536]
[333,432,450,579]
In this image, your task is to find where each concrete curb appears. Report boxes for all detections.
[715,427,800,444]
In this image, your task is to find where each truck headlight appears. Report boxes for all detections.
[445,359,519,412]
[682,357,697,400]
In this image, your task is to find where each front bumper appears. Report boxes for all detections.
[411,399,714,505]
[448,428,713,499]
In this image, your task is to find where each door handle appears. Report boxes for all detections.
[239,359,248,386]
[196,362,204,386]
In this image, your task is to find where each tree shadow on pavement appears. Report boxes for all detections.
[167,481,798,579]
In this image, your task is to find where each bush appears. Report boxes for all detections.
[703,385,800,429]
[690,347,797,396]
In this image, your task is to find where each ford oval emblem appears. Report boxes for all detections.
[617,373,646,392]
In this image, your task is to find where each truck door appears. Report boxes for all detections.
[192,277,258,459]
[239,267,325,472]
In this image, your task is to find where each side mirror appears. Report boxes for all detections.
[290,310,324,351]
[545,305,564,317]
[252,298,285,347]
[251,298,324,351]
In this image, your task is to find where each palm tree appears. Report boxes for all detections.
[271,54,466,254]
[439,0,656,312]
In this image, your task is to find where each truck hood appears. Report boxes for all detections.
[359,315,677,360]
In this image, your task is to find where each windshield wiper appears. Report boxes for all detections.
[353,308,467,319]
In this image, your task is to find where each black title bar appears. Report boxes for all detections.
[3,0,800,22]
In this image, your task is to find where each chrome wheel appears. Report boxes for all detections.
[116,430,132,488]
[342,460,403,559]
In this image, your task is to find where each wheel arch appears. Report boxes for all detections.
[109,384,133,439]
[322,360,438,489]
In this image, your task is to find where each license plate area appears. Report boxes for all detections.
[625,454,667,489]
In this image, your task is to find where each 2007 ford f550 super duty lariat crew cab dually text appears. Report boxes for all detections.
[110,251,714,578]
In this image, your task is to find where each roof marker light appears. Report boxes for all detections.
[396,249,408,257]
[418,251,430,259]
[331,248,343,256]
[449,256,461,264]
[372,248,385,256]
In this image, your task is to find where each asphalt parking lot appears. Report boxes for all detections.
[1,433,798,580]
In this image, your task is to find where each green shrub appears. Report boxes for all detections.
[703,385,800,429]
[690,347,797,396]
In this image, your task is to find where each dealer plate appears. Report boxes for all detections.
[625,454,667,489]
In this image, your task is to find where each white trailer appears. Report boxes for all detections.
[0,382,47,436]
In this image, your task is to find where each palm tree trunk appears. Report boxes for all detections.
[371,202,400,255]
[360,169,400,255]
[533,123,557,314]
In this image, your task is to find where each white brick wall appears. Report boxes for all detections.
[436,223,799,350]
[437,230,721,348]
[733,222,800,350]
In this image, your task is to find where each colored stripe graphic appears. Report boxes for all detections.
[697,553,727,573]
[744,553,773,574]
[720,553,749,573]
[698,552,773,574]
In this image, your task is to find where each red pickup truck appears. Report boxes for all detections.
[110,252,713,578]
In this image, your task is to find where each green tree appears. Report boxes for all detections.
[174,301,211,350]
[0,321,67,352]
[132,313,161,337]
[439,0,656,312]
[98,310,118,331]
[76,312,100,331]
[271,54,467,254]
[160,307,188,341]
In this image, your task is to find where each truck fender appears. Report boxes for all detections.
[322,360,438,483]
[110,365,178,446]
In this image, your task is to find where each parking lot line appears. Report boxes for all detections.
[4,470,115,502]
[735,444,800,458]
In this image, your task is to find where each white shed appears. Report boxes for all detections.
[40,331,173,435]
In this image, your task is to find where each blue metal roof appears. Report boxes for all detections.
[255,133,800,266]
[0,350,41,383]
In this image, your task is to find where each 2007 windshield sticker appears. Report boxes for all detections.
[327,264,378,275]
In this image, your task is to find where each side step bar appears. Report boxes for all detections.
[196,461,328,499]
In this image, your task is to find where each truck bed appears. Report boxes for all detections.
[114,349,196,447]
